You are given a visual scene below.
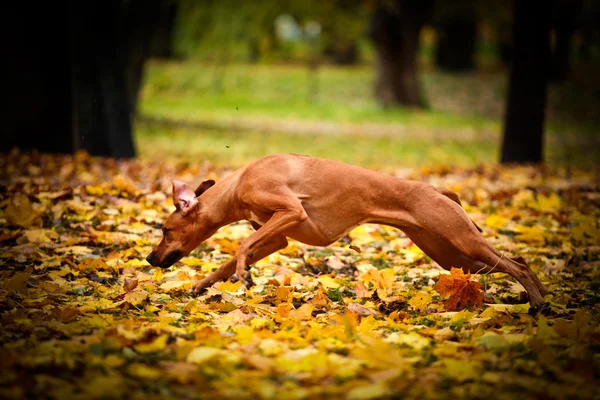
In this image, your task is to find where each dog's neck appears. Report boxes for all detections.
[197,179,244,230]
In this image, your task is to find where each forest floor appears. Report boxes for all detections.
[1,151,599,399]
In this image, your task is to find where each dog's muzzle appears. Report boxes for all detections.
[146,250,183,269]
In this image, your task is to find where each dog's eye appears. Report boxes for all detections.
[162,227,169,235]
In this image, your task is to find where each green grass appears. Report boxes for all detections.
[136,61,599,169]
[134,123,496,170]
[140,62,497,130]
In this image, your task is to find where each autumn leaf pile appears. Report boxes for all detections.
[1,150,599,400]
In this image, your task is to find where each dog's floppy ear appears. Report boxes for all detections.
[171,179,199,216]
[195,180,215,197]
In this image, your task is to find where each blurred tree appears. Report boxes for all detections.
[3,0,172,158]
[434,0,477,72]
[368,0,435,107]
[549,0,583,81]
[501,0,551,163]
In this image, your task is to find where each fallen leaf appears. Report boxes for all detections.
[5,194,39,227]
[434,268,483,311]
[347,303,378,317]
[134,334,170,353]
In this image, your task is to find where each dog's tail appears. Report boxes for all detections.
[435,187,483,233]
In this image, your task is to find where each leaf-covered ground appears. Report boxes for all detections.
[1,151,599,400]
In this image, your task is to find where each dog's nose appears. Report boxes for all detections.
[146,253,155,265]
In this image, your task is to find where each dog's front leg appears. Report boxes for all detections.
[235,209,306,287]
[190,234,288,294]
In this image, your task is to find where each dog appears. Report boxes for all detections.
[146,154,548,307]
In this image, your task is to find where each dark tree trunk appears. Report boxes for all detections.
[3,3,72,154]
[435,9,477,72]
[149,1,178,59]
[324,42,360,65]
[501,0,551,164]
[1,0,167,158]
[549,0,582,82]
[368,0,434,108]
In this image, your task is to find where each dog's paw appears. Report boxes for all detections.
[232,274,254,289]
[189,282,208,295]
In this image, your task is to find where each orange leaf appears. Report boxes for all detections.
[434,267,483,311]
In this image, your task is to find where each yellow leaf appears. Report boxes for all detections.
[145,304,160,313]
[289,304,314,320]
[514,225,546,245]
[479,306,501,319]
[186,347,222,364]
[259,339,285,357]
[180,257,203,267]
[274,286,293,304]
[5,194,39,227]
[152,268,163,282]
[442,359,481,383]
[408,292,432,310]
[100,354,126,368]
[127,363,162,379]
[113,175,137,195]
[123,289,148,305]
[78,258,111,272]
[385,331,430,350]
[85,185,106,196]
[512,190,534,208]
[484,215,509,230]
[20,229,58,243]
[55,246,94,255]
[317,275,340,289]
[160,280,192,292]
[533,193,561,212]
[235,326,254,345]
[348,382,389,400]
[80,298,118,312]
[536,315,559,339]
[218,279,243,292]
[134,334,169,353]
[449,309,476,323]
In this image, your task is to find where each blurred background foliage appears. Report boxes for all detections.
[134,0,599,168]
[4,0,599,168]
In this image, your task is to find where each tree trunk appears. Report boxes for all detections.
[3,2,72,154]
[368,0,434,108]
[149,1,179,59]
[549,0,582,82]
[69,0,136,158]
[1,0,167,158]
[435,9,477,72]
[501,0,551,164]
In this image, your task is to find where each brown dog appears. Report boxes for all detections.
[146,154,548,307]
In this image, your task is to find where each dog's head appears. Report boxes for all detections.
[146,179,215,268]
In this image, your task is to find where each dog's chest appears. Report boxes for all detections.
[246,210,268,225]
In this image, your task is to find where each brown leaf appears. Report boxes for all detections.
[123,278,139,292]
[434,267,483,311]
[347,302,378,317]
[4,271,31,293]
[349,245,361,253]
